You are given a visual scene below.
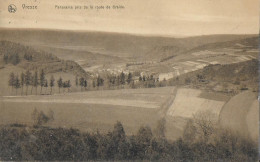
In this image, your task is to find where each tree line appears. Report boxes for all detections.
[0,114,257,161]
[88,71,160,90]
[3,53,20,65]
[8,70,72,95]
[8,70,167,95]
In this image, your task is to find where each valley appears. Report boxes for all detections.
[0,28,258,143]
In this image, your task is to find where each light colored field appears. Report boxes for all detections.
[165,88,228,140]
[2,95,159,109]
[166,88,258,142]
[167,88,225,118]
[0,84,257,141]
[246,100,259,141]
[219,91,258,141]
[159,47,256,81]
[160,47,257,81]
[1,87,175,108]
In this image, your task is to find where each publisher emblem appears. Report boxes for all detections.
[8,4,17,13]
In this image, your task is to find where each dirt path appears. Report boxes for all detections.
[158,87,178,118]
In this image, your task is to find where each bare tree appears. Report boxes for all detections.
[31,108,54,126]
[192,110,217,142]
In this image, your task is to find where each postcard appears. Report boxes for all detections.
[0,0,258,161]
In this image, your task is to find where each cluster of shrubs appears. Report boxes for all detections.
[0,117,257,161]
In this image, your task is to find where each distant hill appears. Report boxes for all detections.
[185,36,258,54]
[0,41,89,78]
[168,59,258,95]
[0,28,256,62]
[161,36,258,63]
[33,46,125,68]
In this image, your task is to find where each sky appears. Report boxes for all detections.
[0,0,259,36]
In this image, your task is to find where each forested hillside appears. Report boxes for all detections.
[0,41,89,78]
[168,59,258,95]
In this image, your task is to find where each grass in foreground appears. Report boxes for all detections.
[0,119,257,162]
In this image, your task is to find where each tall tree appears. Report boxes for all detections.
[142,75,146,82]
[92,80,96,89]
[62,82,67,93]
[44,79,48,94]
[40,69,45,94]
[79,77,85,91]
[127,72,132,84]
[57,77,63,93]
[116,75,120,88]
[50,75,55,94]
[14,75,20,95]
[83,80,87,91]
[136,125,153,157]
[75,75,79,87]
[33,71,39,95]
[25,70,31,95]
[3,54,8,64]
[20,72,25,95]
[67,80,71,92]
[97,76,104,87]
[11,54,20,65]
[139,76,142,82]
[120,72,125,85]
[112,121,127,159]
[8,72,15,93]
[30,75,34,95]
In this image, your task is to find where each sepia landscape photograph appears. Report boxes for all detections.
[0,0,259,161]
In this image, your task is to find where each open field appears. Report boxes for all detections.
[2,86,256,141]
[219,91,258,141]
[167,88,227,118]
[165,88,229,138]
[0,87,179,139]
[157,47,258,81]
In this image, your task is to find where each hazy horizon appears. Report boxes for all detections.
[0,27,258,38]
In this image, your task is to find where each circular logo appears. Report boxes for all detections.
[8,4,17,13]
